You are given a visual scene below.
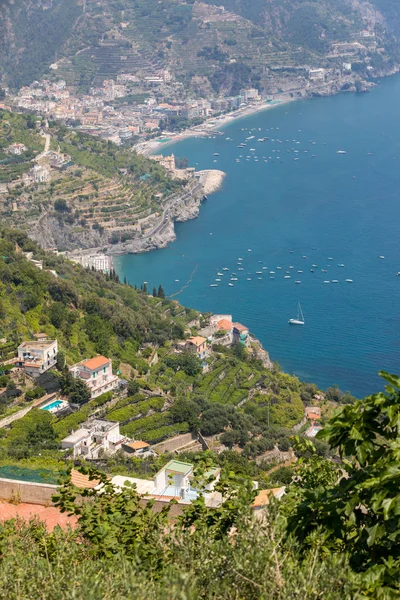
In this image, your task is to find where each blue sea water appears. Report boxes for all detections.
[115,75,400,398]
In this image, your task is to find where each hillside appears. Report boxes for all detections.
[0,367,399,598]
[1,0,400,96]
[0,228,322,470]
[0,109,200,251]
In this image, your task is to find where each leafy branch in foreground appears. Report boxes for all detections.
[286,371,400,597]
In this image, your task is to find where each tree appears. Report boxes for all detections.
[60,371,91,405]
[57,349,66,371]
[157,285,165,299]
[127,379,140,396]
[152,287,157,297]
[143,283,148,295]
[54,199,70,213]
[286,372,400,594]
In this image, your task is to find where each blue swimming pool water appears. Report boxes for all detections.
[41,399,63,411]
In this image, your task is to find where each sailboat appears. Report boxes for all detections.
[289,302,305,325]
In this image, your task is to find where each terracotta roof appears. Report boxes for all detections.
[124,440,150,450]
[307,412,321,421]
[81,355,110,370]
[252,487,286,508]
[187,336,207,347]
[70,469,101,489]
[217,319,232,331]
[232,322,248,333]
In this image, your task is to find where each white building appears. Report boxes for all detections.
[69,355,119,399]
[69,254,112,273]
[61,419,126,458]
[309,68,325,81]
[8,143,26,155]
[17,339,58,377]
[239,88,260,102]
[31,165,50,183]
[152,459,221,503]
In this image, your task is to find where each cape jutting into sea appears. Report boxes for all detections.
[115,74,400,398]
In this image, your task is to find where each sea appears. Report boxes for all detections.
[115,74,400,398]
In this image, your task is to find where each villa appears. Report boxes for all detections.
[232,323,249,346]
[151,459,221,504]
[186,336,208,360]
[17,339,58,377]
[68,355,119,399]
[61,419,127,458]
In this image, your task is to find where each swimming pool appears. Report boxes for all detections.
[41,399,63,411]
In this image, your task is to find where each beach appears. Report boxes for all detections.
[135,96,292,156]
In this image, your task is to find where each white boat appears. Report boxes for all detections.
[295,280,301,284]
[217,272,223,276]
[238,268,244,271]
[298,270,303,273]
[262,266,268,270]
[289,302,305,325]
[228,283,234,287]
[248,249,252,252]
[332,280,339,283]
[324,280,330,284]
[210,284,218,287]
[380,256,385,259]
[346,279,353,283]
[175,279,180,282]
[269,271,275,274]
[231,277,238,281]
[338,263,345,267]
[284,275,291,279]
[337,150,347,154]
[256,271,262,274]
[247,278,252,281]
[222,267,229,271]
[213,153,220,156]
[215,278,221,282]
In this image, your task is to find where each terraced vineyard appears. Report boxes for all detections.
[0,110,184,245]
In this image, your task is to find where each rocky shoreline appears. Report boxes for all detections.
[48,169,225,260]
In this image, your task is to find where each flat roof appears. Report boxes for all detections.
[111,475,154,495]
[19,340,56,350]
[163,460,193,475]
[62,428,90,444]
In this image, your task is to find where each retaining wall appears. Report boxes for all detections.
[0,478,57,505]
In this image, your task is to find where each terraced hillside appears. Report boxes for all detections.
[2,0,400,95]
[0,110,185,250]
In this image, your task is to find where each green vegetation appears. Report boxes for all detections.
[0,374,399,598]
[0,109,183,244]
[0,228,317,472]
[1,0,396,97]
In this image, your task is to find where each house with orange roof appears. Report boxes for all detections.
[252,487,286,515]
[122,440,155,457]
[69,355,119,398]
[186,336,208,359]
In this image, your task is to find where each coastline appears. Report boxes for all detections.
[135,96,293,156]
